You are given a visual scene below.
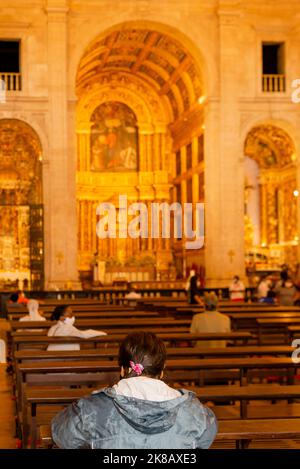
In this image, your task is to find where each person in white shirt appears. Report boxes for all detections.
[124,287,141,307]
[47,305,107,351]
[229,275,245,301]
[19,299,46,322]
[190,292,231,348]
[257,276,271,299]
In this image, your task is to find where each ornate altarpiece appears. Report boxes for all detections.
[0,119,43,289]
[244,124,297,269]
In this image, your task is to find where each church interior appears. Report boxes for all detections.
[1,0,300,453]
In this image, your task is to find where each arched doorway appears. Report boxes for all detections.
[76,24,205,284]
[244,124,297,276]
[0,119,44,290]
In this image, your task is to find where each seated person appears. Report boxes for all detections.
[51,331,217,449]
[187,271,203,305]
[190,292,231,348]
[124,286,141,306]
[16,290,29,305]
[229,275,245,301]
[47,305,107,351]
[8,293,22,306]
[257,276,271,300]
[259,285,277,304]
[19,299,45,322]
[275,271,297,306]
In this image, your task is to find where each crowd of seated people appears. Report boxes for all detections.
[5,272,300,450]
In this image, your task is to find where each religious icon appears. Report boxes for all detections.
[90,102,138,172]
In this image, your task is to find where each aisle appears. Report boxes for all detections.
[0,320,16,449]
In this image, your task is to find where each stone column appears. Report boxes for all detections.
[205,2,245,287]
[45,0,80,289]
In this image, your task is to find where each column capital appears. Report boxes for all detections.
[45,0,69,21]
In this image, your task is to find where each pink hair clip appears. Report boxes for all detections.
[129,360,144,375]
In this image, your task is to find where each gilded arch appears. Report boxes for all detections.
[75,23,205,280]
[0,118,44,289]
[244,123,298,269]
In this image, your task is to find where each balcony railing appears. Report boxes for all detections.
[0,73,22,91]
[262,74,285,92]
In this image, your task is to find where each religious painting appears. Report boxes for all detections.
[90,102,138,172]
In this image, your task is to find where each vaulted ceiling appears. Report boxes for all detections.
[76,28,204,123]
[244,125,296,169]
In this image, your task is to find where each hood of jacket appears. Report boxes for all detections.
[102,378,191,435]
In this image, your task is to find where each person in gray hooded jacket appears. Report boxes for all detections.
[51,331,218,449]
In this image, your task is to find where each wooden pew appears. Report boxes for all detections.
[287,326,300,341]
[228,313,300,331]
[16,356,298,446]
[217,418,300,449]
[9,311,159,321]
[9,318,191,332]
[219,304,300,310]
[175,306,300,318]
[25,384,300,448]
[14,345,295,364]
[7,298,107,308]
[17,357,298,391]
[12,332,253,352]
[7,305,136,314]
[38,418,300,450]
[11,328,191,339]
[257,318,300,344]
[7,331,257,446]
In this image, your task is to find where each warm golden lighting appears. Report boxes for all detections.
[198,95,206,105]
[293,190,299,197]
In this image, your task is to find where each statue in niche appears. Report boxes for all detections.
[90,102,138,172]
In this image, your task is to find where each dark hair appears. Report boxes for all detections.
[118,331,166,378]
[234,275,239,281]
[190,275,198,290]
[10,293,19,303]
[280,270,289,287]
[50,305,69,321]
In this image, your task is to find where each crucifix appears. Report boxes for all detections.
[56,251,64,265]
[228,249,235,263]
